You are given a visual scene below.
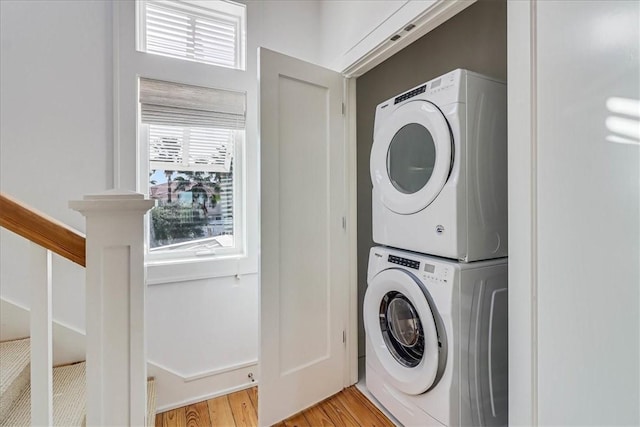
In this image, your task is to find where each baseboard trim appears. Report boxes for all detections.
[0,296,86,336]
[147,359,258,383]
[155,381,258,413]
[2,297,260,412]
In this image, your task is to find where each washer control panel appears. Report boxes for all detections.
[369,247,454,286]
[388,254,420,270]
[422,262,450,284]
[385,254,451,283]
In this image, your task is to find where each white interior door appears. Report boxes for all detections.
[258,47,348,426]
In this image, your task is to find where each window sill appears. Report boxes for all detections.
[146,253,258,285]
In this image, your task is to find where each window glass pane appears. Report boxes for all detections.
[149,165,234,251]
[387,123,436,194]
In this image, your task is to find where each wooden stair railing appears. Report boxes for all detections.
[0,192,86,267]
[1,190,154,426]
[0,191,87,424]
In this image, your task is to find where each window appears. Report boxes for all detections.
[139,78,246,261]
[137,0,246,70]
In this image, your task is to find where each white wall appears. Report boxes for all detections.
[509,1,639,425]
[0,0,112,330]
[0,0,325,411]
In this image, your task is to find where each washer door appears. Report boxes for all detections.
[364,268,445,395]
[370,100,452,215]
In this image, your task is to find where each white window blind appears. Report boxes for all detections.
[148,125,235,173]
[138,0,246,70]
[140,78,245,173]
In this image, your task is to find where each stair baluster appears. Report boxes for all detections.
[29,245,53,426]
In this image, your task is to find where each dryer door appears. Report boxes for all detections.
[370,100,452,214]
[364,268,446,395]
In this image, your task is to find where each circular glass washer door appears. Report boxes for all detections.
[364,268,442,395]
[370,100,452,215]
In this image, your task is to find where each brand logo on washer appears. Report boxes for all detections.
[436,225,445,234]
[374,252,383,257]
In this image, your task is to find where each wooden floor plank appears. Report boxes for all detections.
[283,411,311,427]
[248,386,258,410]
[228,389,259,427]
[207,395,236,427]
[156,385,392,427]
[303,405,336,427]
[161,408,187,427]
[185,401,211,427]
[334,387,392,427]
[346,387,392,426]
[321,395,360,427]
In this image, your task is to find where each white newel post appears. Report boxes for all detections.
[70,190,155,427]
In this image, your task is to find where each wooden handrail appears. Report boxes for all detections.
[0,192,86,267]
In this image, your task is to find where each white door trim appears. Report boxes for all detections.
[507,1,537,425]
[345,77,359,387]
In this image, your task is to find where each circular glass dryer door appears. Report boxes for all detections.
[364,268,445,395]
[370,101,452,214]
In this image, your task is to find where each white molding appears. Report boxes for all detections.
[507,1,537,425]
[345,77,359,387]
[146,256,258,285]
[155,382,257,413]
[0,297,87,366]
[340,0,476,78]
[112,1,121,190]
[148,359,258,412]
[147,359,258,383]
[1,297,258,413]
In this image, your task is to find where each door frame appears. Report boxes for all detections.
[340,0,482,388]
[506,1,537,425]
[341,1,537,424]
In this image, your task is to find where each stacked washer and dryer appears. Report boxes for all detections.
[364,69,508,427]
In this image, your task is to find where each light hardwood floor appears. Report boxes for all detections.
[155,385,394,427]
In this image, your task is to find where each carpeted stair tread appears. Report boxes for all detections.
[1,362,86,426]
[0,338,30,423]
[0,339,157,426]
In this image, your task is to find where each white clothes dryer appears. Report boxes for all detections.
[364,246,508,427]
[370,69,507,262]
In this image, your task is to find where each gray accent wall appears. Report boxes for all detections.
[356,0,507,358]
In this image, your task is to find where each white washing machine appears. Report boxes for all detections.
[364,246,508,426]
[370,69,507,262]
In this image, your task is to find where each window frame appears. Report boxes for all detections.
[116,0,257,285]
[136,0,247,71]
[139,121,246,265]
